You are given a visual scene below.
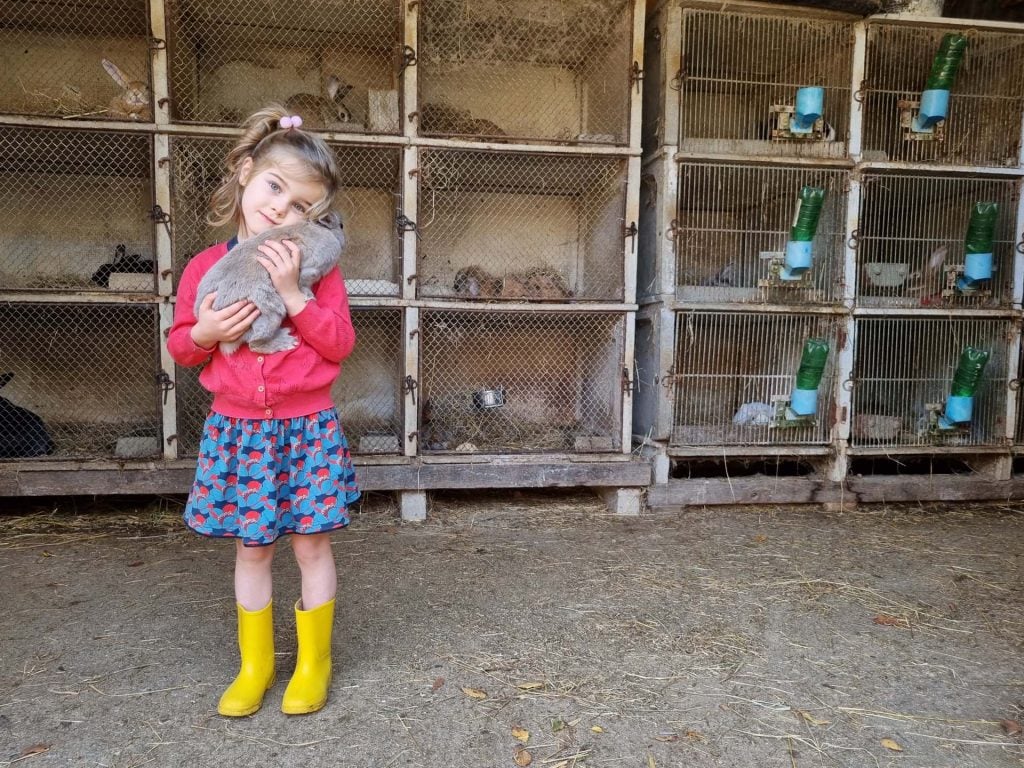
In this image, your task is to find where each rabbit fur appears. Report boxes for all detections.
[194,212,345,354]
[102,58,151,121]
[285,76,353,129]
[0,373,55,459]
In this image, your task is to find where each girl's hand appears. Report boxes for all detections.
[256,239,308,315]
[191,292,260,349]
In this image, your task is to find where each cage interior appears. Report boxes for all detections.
[857,173,1017,308]
[679,10,852,159]
[417,150,627,302]
[0,303,161,460]
[418,0,633,144]
[0,0,151,120]
[419,311,624,453]
[863,25,1024,167]
[852,318,1008,448]
[166,0,401,132]
[169,137,402,295]
[675,163,847,304]
[0,127,155,292]
[670,312,838,446]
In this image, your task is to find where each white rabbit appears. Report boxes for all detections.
[101,58,151,121]
[194,212,345,354]
[285,76,353,129]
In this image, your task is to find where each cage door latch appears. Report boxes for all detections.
[401,45,417,72]
[403,375,418,405]
[397,214,418,238]
[630,61,643,94]
[157,370,174,405]
[621,367,634,394]
[624,221,637,252]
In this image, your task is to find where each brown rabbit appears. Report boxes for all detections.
[102,58,151,121]
[285,76,353,130]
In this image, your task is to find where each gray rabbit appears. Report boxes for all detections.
[195,212,345,354]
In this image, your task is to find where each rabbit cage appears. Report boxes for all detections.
[0,0,649,510]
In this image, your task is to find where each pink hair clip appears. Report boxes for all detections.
[279,115,303,130]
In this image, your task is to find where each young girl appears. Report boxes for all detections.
[168,105,359,717]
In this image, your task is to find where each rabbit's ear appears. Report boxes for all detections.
[326,76,352,101]
[317,210,342,229]
[102,58,129,88]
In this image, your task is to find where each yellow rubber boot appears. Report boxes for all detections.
[217,601,276,717]
[281,598,334,715]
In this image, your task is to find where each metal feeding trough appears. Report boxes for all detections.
[472,387,506,410]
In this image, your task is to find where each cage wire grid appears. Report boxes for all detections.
[678,9,853,159]
[856,173,1019,309]
[417,0,634,144]
[862,25,1024,167]
[168,136,403,294]
[419,310,625,454]
[165,0,402,132]
[0,0,152,120]
[0,126,155,292]
[416,148,628,302]
[851,317,1010,449]
[674,162,848,304]
[0,302,162,459]
[174,308,403,457]
[669,311,840,447]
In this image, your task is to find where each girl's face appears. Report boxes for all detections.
[236,155,326,240]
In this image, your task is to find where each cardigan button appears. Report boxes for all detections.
[264,408,272,417]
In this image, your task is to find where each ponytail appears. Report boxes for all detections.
[208,103,341,228]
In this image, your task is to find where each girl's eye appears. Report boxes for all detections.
[269,181,281,193]
[293,203,306,213]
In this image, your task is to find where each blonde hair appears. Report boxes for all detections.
[208,103,341,228]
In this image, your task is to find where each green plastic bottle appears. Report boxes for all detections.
[790,187,826,243]
[964,202,998,255]
[925,33,968,91]
[949,347,990,397]
[795,338,830,390]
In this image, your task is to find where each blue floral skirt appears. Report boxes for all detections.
[183,408,360,547]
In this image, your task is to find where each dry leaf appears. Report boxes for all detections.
[654,731,679,742]
[753,534,768,543]
[685,730,706,742]
[591,725,605,733]
[647,756,657,768]
[796,709,831,726]
[552,718,565,732]
[461,686,488,699]
[511,726,530,744]
[1001,719,1022,737]
[431,676,445,692]
[20,745,50,757]
[516,682,545,691]
[873,614,910,628]
[514,746,533,766]
[880,738,903,752]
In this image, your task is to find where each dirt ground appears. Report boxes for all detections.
[1,491,1023,768]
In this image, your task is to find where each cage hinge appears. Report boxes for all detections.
[157,370,174,405]
[622,367,634,394]
[403,374,418,405]
[630,61,644,94]
[401,45,417,71]
[165,433,177,446]
[397,214,418,237]
[148,37,166,51]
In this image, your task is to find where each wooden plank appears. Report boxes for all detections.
[0,459,651,496]
[646,475,1024,508]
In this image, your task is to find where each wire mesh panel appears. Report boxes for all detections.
[676,163,848,305]
[857,173,1019,309]
[331,308,403,454]
[166,0,402,132]
[420,310,625,453]
[0,0,151,120]
[175,308,403,457]
[0,302,161,459]
[679,9,852,159]
[169,136,402,295]
[0,127,155,292]
[863,25,1024,167]
[418,0,634,144]
[670,311,839,446]
[417,149,627,301]
[852,317,1009,448]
